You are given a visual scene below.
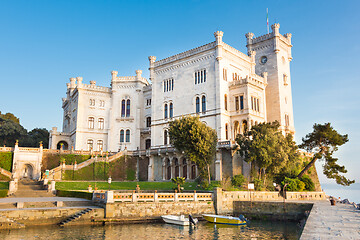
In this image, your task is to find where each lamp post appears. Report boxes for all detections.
[108,177,112,191]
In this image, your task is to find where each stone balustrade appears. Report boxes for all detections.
[93,191,213,204]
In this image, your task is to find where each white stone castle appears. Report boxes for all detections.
[49,23,295,181]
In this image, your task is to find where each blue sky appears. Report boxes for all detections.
[0,0,359,186]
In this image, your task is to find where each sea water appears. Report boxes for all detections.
[322,183,360,203]
[0,220,302,240]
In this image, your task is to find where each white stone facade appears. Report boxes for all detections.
[49,23,295,181]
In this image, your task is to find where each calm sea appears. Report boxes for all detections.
[0,220,302,240]
[321,183,360,204]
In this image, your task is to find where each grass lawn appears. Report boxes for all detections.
[56,181,221,191]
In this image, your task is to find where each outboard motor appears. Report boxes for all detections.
[189,214,198,226]
[239,214,247,222]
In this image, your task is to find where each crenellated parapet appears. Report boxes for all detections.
[229,73,267,90]
[111,70,148,86]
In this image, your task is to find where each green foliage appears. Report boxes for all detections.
[299,123,354,186]
[282,177,305,192]
[0,152,13,171]
[168,116,217,185]
[56,190,92,200]
[21,128,49,148]
[126,169,136,181]
[42,153,91,171]
[300,175,315,191]
[171,177,186,192]
[253,178,265,191]
[0,115,27,146]
[63,156,137,181]
[0,112,19,124]
[62,154,91,165]
[231,174,246,187]
[0,189,8,198]
[236,121,301,181]
[0,182,9,189]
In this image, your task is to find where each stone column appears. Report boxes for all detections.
[214,187,223,215]
[187,161,191,179]
[215,151,223,181]
[148,156,154,181]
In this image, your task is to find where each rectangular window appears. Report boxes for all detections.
[195,69,206,84]
[98,118,104,129]
[240,96,244,110]
[235,96,239,111]
[223,69,227,81]
[164,79,174,92]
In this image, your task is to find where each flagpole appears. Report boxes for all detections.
[267,8,269,34]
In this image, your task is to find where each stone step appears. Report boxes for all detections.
[10,190,55,198]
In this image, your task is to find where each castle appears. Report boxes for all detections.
[49,23,295,181]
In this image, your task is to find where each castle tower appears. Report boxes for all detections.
[246,23,295,134]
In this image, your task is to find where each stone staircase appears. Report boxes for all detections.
[10,179,55,198]
[58,208,93,226]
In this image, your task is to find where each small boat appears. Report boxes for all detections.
[202,214,247,225]
[161,215,198,226]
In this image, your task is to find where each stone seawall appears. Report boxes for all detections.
[0,208,104,226]
[233,201,313,221]
[105,201,215,219]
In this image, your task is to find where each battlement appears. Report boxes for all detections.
[111,70,148,85]
[229,73,267,89]
[246,23,292,46]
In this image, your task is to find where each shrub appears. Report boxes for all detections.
[301,175,315,191]
[231,174,246,187]
[0,189,8,198]
[253,178,265,191]
[282,177,305,192]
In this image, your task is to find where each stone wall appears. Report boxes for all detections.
[106,201,214,219]
[0,208,104,225]
[233,201,313,221]
[216,189,325,215]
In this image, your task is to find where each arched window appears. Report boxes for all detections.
[145,139,151,149]
[224,94,228,111]
[121,100,126,117]
[234,121,239,138]
[242,120,248,134]
[146,117,151,127]
[120,130,124,142]
[164,104,168,119]
[174,158,179,178]
[196,97,200,113]
[169,103,173,118]
[88,117,94,129]
[201,96,206,113]
[126,129,130,142]
[97,140,103,151]
[98,118,104,129]
[164,130,168,145]
[87,139,93,151]
[182,159,187,178]
[126,99,131,117]
[225,124,229,140]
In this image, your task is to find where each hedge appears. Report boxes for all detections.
[56,190,92,200]
[42,153,91,171]
[0,152,13,171]
[0,189,8,198]
[63,156,136,181]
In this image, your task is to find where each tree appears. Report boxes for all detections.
[171,177,185,192]
[0,115,27,146]
[22,128,50,148]
[297,123,354,186]
[168,116,217,186]
[236,121,301,184]
[0,111,20,124]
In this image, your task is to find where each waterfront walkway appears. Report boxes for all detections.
[300,201,360,240]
